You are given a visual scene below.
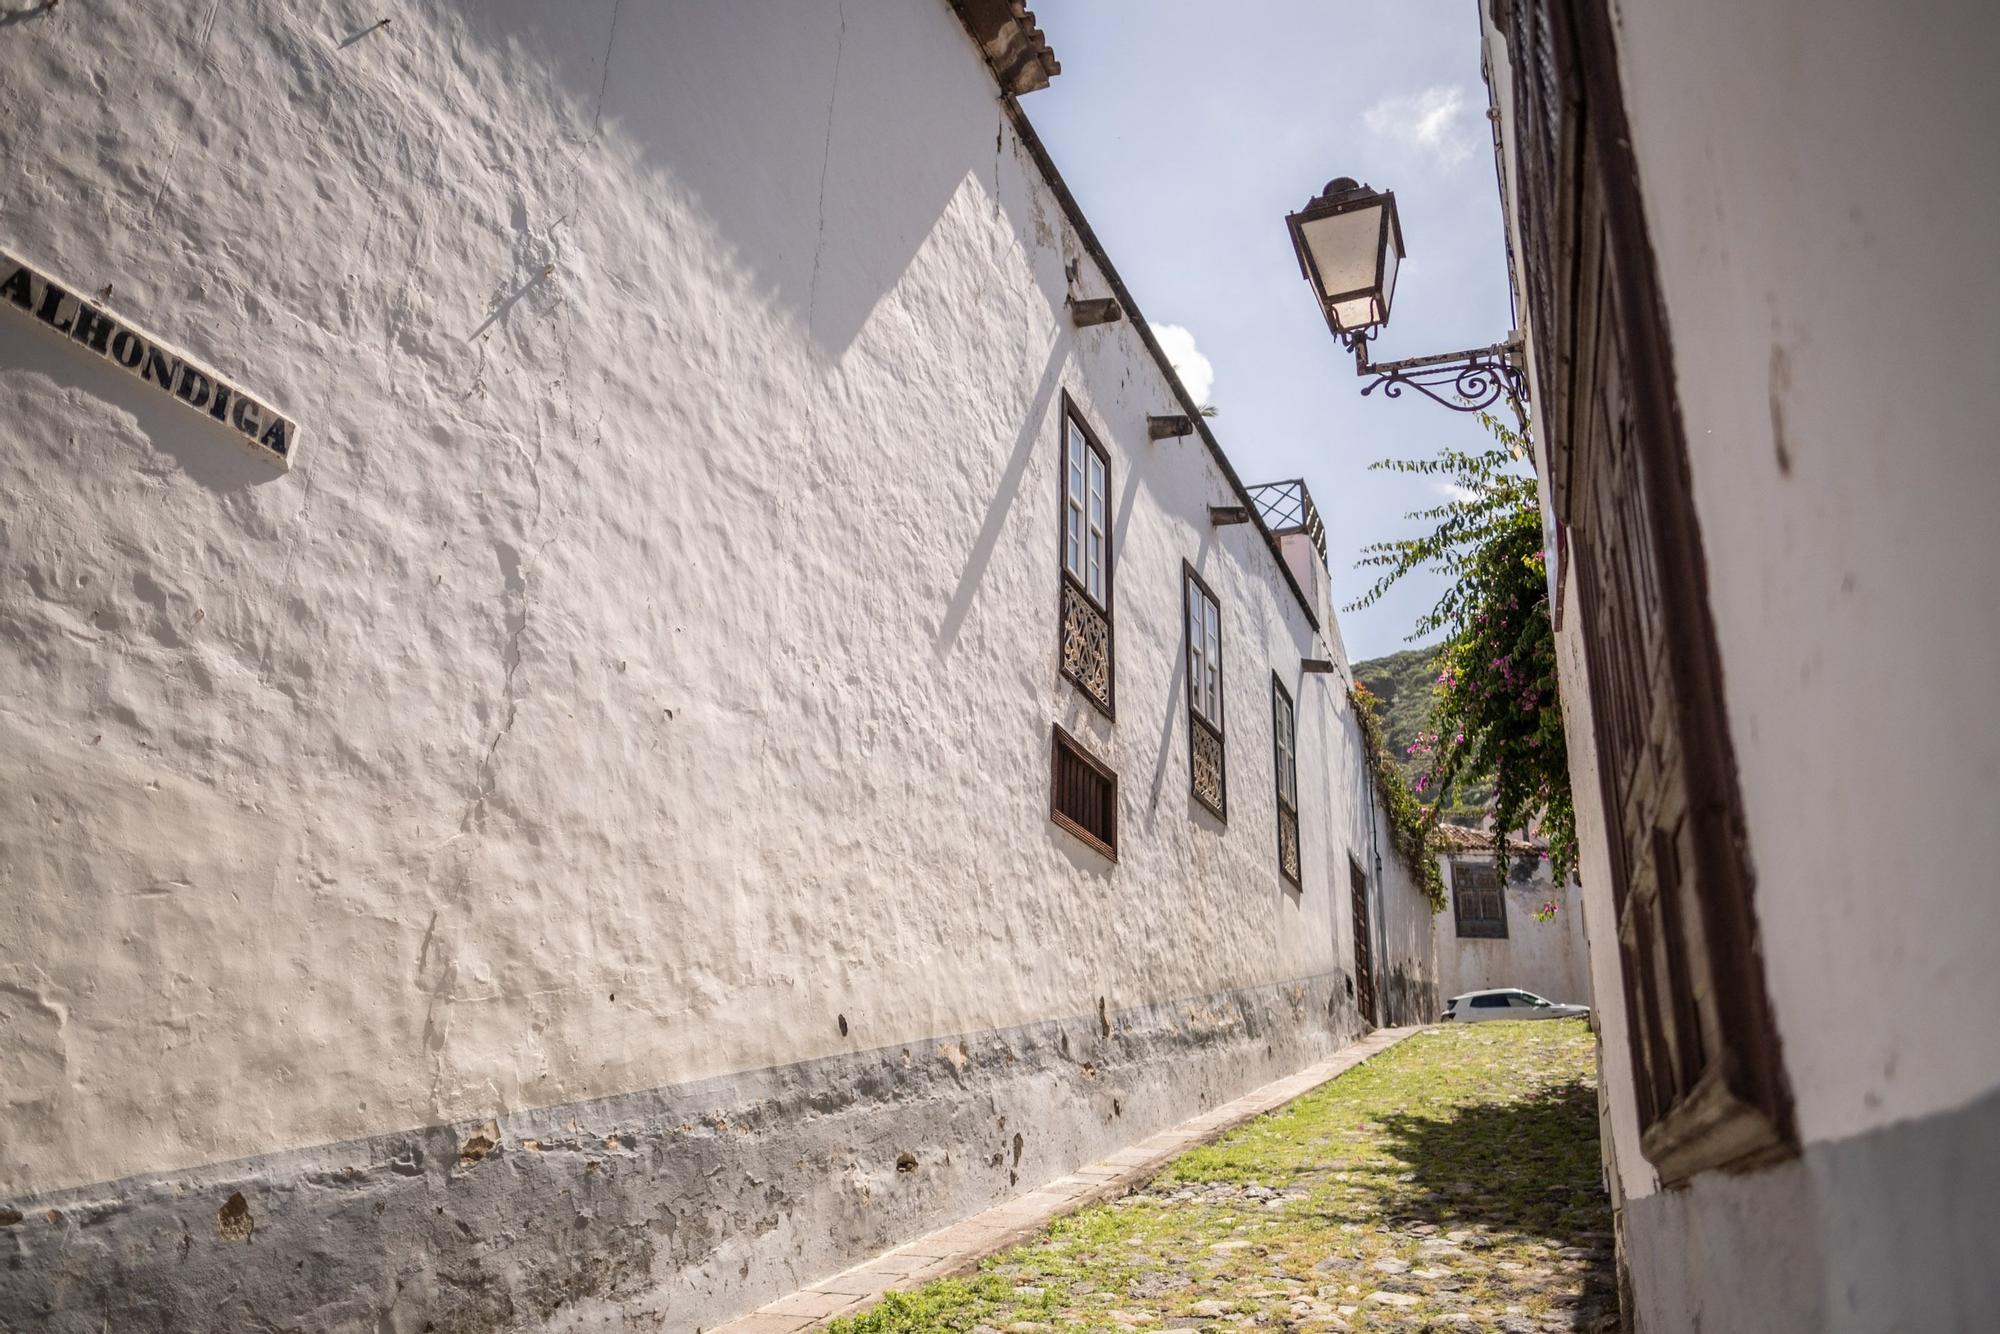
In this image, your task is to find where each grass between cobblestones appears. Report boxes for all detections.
[825,1021,1616,1333]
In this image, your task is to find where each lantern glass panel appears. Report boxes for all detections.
[1299,203,1387,323]
[1379,226,1401,321]
[1332,293,1381,331]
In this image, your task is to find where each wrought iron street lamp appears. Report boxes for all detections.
[1286,177,1527,417]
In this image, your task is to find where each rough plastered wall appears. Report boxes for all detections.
[1604,0,2000,1327]
[1368,837,1437,1029]
[0,1,1404,1329]
[1432,857,1590,1008]
[1483,0,2000,1327]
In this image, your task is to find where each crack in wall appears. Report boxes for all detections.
[806,0,846,349]
[590,0,625,139]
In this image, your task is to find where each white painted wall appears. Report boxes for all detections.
[1482,0,2000,1202]
[0,0,1397,1202]
[1604,0,2000,1149]
[1433,856,1591,1008]
[1481,0,2000,1324]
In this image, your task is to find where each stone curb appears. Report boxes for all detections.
[707,1025,1425,1333]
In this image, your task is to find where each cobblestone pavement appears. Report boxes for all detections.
[825,1022,1618,1333]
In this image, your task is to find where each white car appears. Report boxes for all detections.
[1441,988,1590,1023]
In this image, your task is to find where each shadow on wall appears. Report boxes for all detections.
[0,325,289,494]
[934,340,1068,656]
[1379,964,1437,1029]
[1378,1079,1619,1332]
[452,0,995,360]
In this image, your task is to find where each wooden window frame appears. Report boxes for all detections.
[1057,393,1116,719]
[1049,723,1118,861]
[1505,0,1794,1184]
[1451,859,1509,939]
[1182,562,1226,821]
[1271,674,1301,889]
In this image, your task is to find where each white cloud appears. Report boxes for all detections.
[1362,84,1481,170]
[1150,322,1215,407]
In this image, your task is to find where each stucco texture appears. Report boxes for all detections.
[1483,0,2000,1327]
[0,5,1432,1317]
[1433,856,1590,1009]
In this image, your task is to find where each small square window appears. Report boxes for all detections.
[1050,724,1117,860]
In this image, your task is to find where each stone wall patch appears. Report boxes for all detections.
[1,249,299,468]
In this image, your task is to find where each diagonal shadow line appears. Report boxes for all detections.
[934,337,1066,656]
[338,18,391,48]
[466,267,551,342]
[1108,447,1142,579]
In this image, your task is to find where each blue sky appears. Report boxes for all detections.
[1026,0,1511,663]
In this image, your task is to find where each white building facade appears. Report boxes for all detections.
[1480,0,2000,1327]
[1432,833,1591,1011]
[0,3,1434,1329]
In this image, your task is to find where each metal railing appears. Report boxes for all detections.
[1246,478,1326,564]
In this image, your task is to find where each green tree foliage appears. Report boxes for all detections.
[1349,681,1448,912]
[1348,414,1577,879]
[1350,645,1491,823]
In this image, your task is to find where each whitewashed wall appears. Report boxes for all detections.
[0,1,1424,1327]
[1432,857,1590,1008]
[1482,0,2000,1328]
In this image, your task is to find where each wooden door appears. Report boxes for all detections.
[1349,857,1375,1026]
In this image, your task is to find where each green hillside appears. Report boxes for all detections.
[1351,645,1490,823]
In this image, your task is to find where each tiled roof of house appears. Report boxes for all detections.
[1433,823,1541,856]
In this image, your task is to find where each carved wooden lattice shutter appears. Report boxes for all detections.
[1504,0,1795,1183]
[1453,860,1508,939]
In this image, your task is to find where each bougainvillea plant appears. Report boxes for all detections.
[1349,681,1448,912]
[1348,413,1578,881]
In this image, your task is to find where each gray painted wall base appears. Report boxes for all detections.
[1621,1081,2000,1332]
[0,972,1365,1333]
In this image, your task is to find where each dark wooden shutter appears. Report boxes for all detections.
[1452,860,1509,939]
[1505,0,1794,1183]
[1050,725,1117,860]
[1349,857,1375,1025]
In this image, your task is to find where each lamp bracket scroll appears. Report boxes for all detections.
[1350,330,1530,420]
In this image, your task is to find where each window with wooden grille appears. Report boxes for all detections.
[1452,859,1509,938]
[1183,564,1225,819]
[1504,0,1793,1184]
[1058,396,1114,717]
[1272,675,1300,887]
[1049,724,1117,860]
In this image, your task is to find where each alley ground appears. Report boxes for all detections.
[824,1022,1616,1333]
